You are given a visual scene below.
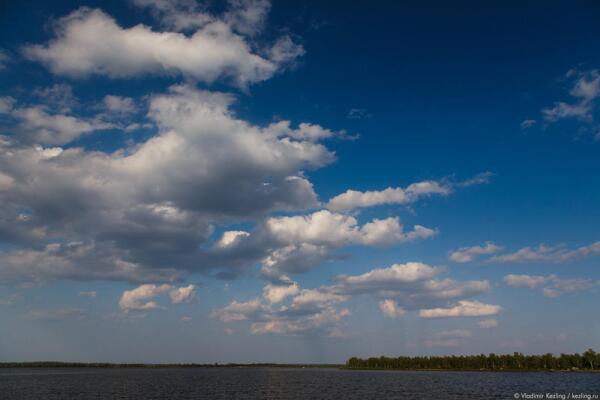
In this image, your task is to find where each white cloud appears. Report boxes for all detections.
[326,173,492,211]
[11,105,113,145]
[0,84,347,284]
[541,69,600,132]
[23,7,302,87]
[263,281,299,304]
[103,95,137,114]
[419,300,502,318]
[265,120,351,142]
[169,284,196,304]
[335,262,441,291]
[326,180,451,211]
[478,318,498,328]
[265,210,436,247]
[449,242,502,263]
[210,298,264,322]
[119,283,196,311]
[215,231,250,249]
[379,299,404,318]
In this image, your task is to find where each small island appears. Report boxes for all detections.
[345,349,599,371]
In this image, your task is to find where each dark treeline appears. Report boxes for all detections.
[346,349,599,371]
[0,362,340,369]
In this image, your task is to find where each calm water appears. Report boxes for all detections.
[1,368,599,400]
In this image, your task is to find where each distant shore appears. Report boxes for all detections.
[0,362,342,369]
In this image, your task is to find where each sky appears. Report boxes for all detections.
[0,0,600,363]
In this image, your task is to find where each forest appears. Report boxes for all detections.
[346,349,599,371]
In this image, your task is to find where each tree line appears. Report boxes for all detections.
[346,349,599,371]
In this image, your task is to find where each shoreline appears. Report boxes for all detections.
[1,363,598,373]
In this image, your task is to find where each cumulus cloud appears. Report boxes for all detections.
[326,180,450,211]
[212,286,350,336]
[326,173,492,211]
[504,274,599,297]
[212,261,496,335]
[449,242,502,263]
[119,283,196,311]
[265,210,435,247]
[379,299,405,318]
[257,211,436,282]
[0,84,348,285]
[419,300,501,318]
[23,5,302,87]
[263,281,299,304]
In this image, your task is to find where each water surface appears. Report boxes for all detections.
[1,367,599,399]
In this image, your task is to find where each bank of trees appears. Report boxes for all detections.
[346,349,599,371]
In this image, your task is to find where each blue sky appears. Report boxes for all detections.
[0,0,599,363]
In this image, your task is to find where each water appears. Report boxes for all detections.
[1,368,599,399]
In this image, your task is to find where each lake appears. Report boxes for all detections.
[1,368,599,399]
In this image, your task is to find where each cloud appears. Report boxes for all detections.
[33,84,79,113]
[103,95,137,114]
[541,69,600,136]
[10,105,114,145]
[323,262,491,314]
[449,242,502,263]
[210,298,265,322]
[326,173,492,211]
[213,261,495,335]
[263,281,299,304]
[265,210,436,247]
[478,318,498,328]
[489,241,600,264]
[257,212,436,282]
[265,120,353,142]
[503,274,549,288]
[520,119,536,129]
[212,285,350,337]
[78,291,97,298]
[0,84,348,285]
[23,6,302,87]
[326,180,451,211]
[169,284,196,304]
[504,274,599,297]
[419,300,502,318]
[379,299,405,318]
[118,283,196,311]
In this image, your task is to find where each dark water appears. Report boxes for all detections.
[1,368,599,400]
